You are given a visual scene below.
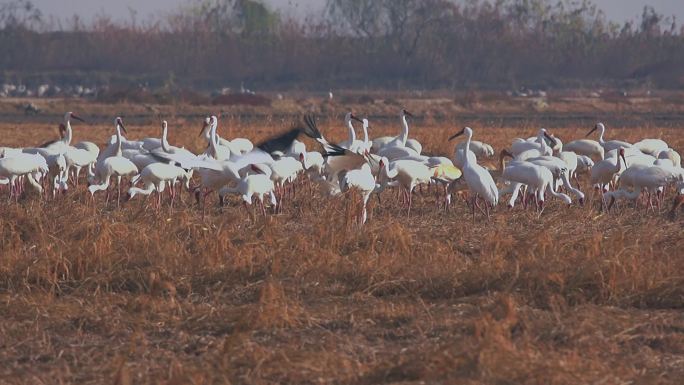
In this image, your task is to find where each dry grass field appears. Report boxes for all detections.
[1,102,684,384]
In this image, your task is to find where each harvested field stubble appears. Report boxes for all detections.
[1,117,683,384]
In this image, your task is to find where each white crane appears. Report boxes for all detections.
[509,128,554,158]
[268,156,303,211]
[606,165,674,211]
[590,147,627,209]
[384,109,415,149]
[455,140,494,159]
[526,156,584,204]
[338,163,377,224]
[448,127,498,219]
[563,138,604,160]
[218,174,277,216]
[198,116,254,157]
[576,155,595,177]
[377,157,432,216]
[0,153,48,201]
[658,149,681,168]
[88,117,139,205]
[586,122,633,152]
[339,112,363,149]
[371,109,414,152]
[40,111,84,154]
[633,138,669,157]
[198,116,232,161]
[127,162,191,209]
[302,115,368,182]
[349,118,373,153]
[501,159,572,210]
[558,151,579,184]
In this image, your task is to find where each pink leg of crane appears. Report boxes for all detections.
[407,188,413,217]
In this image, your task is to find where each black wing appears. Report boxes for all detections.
[302,115,347,157]
[257,127,301,154]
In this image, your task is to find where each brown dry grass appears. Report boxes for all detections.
[1,110,684,384]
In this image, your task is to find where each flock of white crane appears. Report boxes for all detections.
[1,110,683,223]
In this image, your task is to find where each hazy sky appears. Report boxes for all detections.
[30,0,684,24]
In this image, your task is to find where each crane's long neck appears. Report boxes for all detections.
[560,172,584,200]
[209,121,219,159]
[598,125,605,145]
[399,115,409,145]
[538,132,547,154]
[223,161,241,183]
[346,119,356,143]
[63,119,73,145]
[362,123,369,145]
[384,162,398,179]
[463,133,472,168]
[546,183,570,201]
[613,155,622,172]
[115,125,123,157]
[161,124,171,152]
[203,125,211,143]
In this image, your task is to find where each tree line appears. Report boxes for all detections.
[0,0,682,91]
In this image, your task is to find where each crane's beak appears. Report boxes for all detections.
[448,128,466,141]
[543,131,557,147]
[71,113,85,123]
[118,120,128,134]
[351,114,363,123]
[403,109,414,118]
[198,122,209,137]
[620,152,627,167]
[586,125,597,137]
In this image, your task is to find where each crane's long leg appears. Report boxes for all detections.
[260,196,266,216]
[116,176,124,207]
[75,167,81,187]
[170,184,175,209]
[407,187,413,217]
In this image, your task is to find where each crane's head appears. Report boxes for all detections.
[378,156,390,170]
[401,109,414,118]
[586,122,604,137]
[362,118,370,129]
[66,111,85,123]
[345,111,363,124]
[115,117,127,134]
[542,129,557,147]
[161,120,168,130]
[619,147,627,165]
[448,127,471,141]
[199,117,211,137]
